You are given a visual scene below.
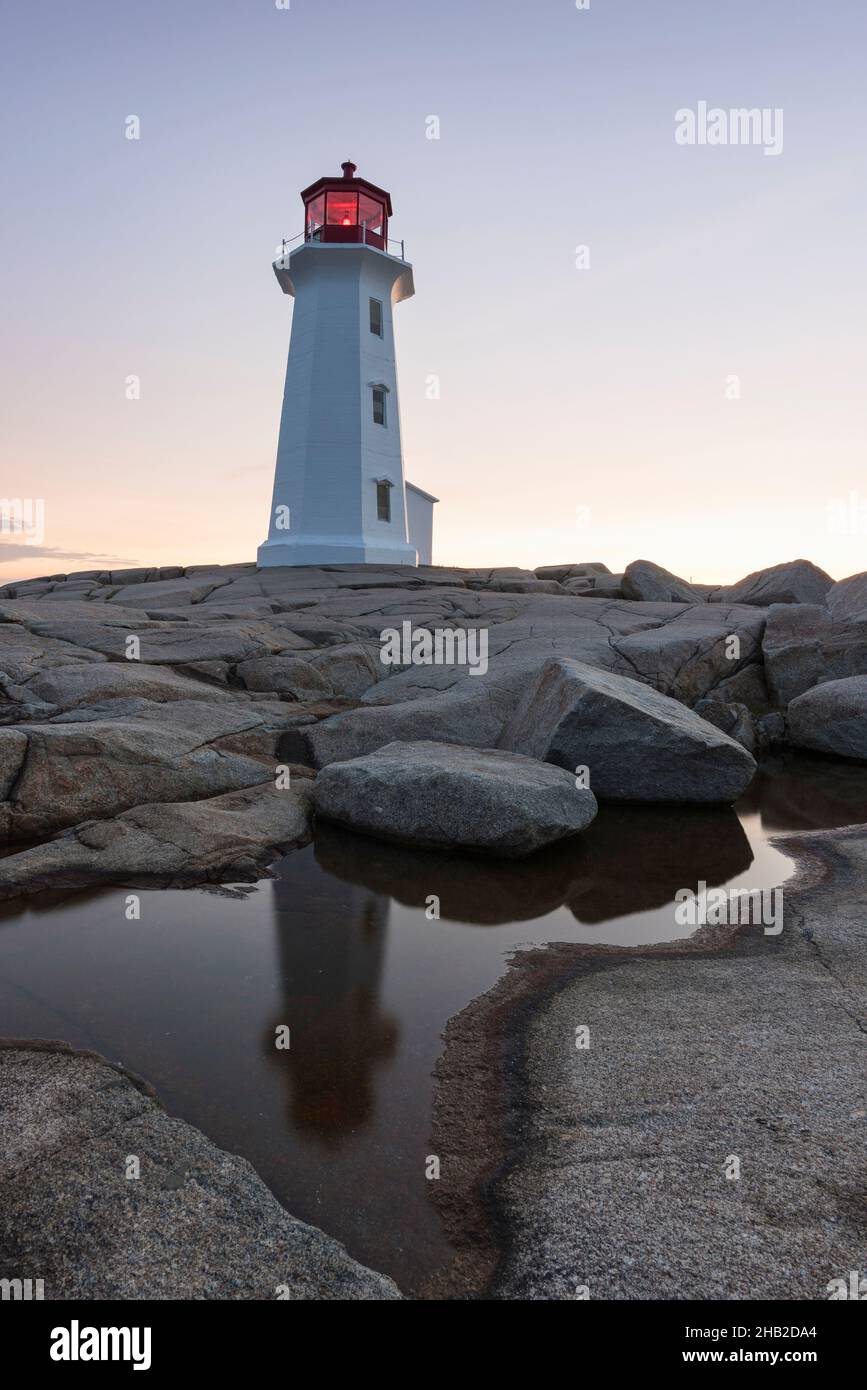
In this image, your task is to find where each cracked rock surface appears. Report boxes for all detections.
[1,558,866,893]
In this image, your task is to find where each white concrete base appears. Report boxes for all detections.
[257,535,417,568]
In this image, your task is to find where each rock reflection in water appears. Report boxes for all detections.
[313,822,579,924]
[567,805,753,922]
[742,750,867,832]
[313,804,754,927]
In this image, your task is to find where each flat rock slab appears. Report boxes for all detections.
[23,661,236,710]
[303,678,519,767]
[0,701,282,838]
[312,740,598,856]
[472,824,867,1299]
[501,658,756,802]
[0,780,314,900]
[0,1042,400,1299]
[788,676,867,760]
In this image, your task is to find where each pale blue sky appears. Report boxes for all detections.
[2,0,865,579]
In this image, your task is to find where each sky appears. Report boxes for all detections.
[1,0,866,583]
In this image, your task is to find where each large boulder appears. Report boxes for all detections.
[621,560,702,604]
[787,677,867,761]
[762,604,867,705]
[712,560,833,608]
[827,571,867,625]
[312,740,598,856]
[500,658,756,803]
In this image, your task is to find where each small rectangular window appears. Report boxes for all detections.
[369,298,383,336]
[376,481,392,522]
[372,386,386,426]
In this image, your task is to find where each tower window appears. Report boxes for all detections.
[376,481,392,522]
[372,385,387,426]
[369,297,383,336]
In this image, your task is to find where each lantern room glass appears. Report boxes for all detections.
[326,191,358,226]
[359,194,384,237]
[305,194,325,235]
[302,181,389,247]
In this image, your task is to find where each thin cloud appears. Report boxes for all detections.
[0,542,135,567]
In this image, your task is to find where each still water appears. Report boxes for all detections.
[1,752,866,1293]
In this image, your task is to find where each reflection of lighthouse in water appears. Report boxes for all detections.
[265,846,399,1145]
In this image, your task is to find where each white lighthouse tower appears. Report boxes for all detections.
[257,161,426,568]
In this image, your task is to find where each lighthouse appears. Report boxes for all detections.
[257,161,434,568]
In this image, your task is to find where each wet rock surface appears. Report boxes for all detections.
[0,1042,400,1300]
[429,822,867,1299]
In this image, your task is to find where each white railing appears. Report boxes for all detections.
[277,227,406,261]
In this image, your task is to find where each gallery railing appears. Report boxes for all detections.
[277,226,406,261]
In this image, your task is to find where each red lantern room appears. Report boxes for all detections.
[301,161,392,251]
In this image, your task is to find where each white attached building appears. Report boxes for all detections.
[257,162,436,568]
[405,482,438,566]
